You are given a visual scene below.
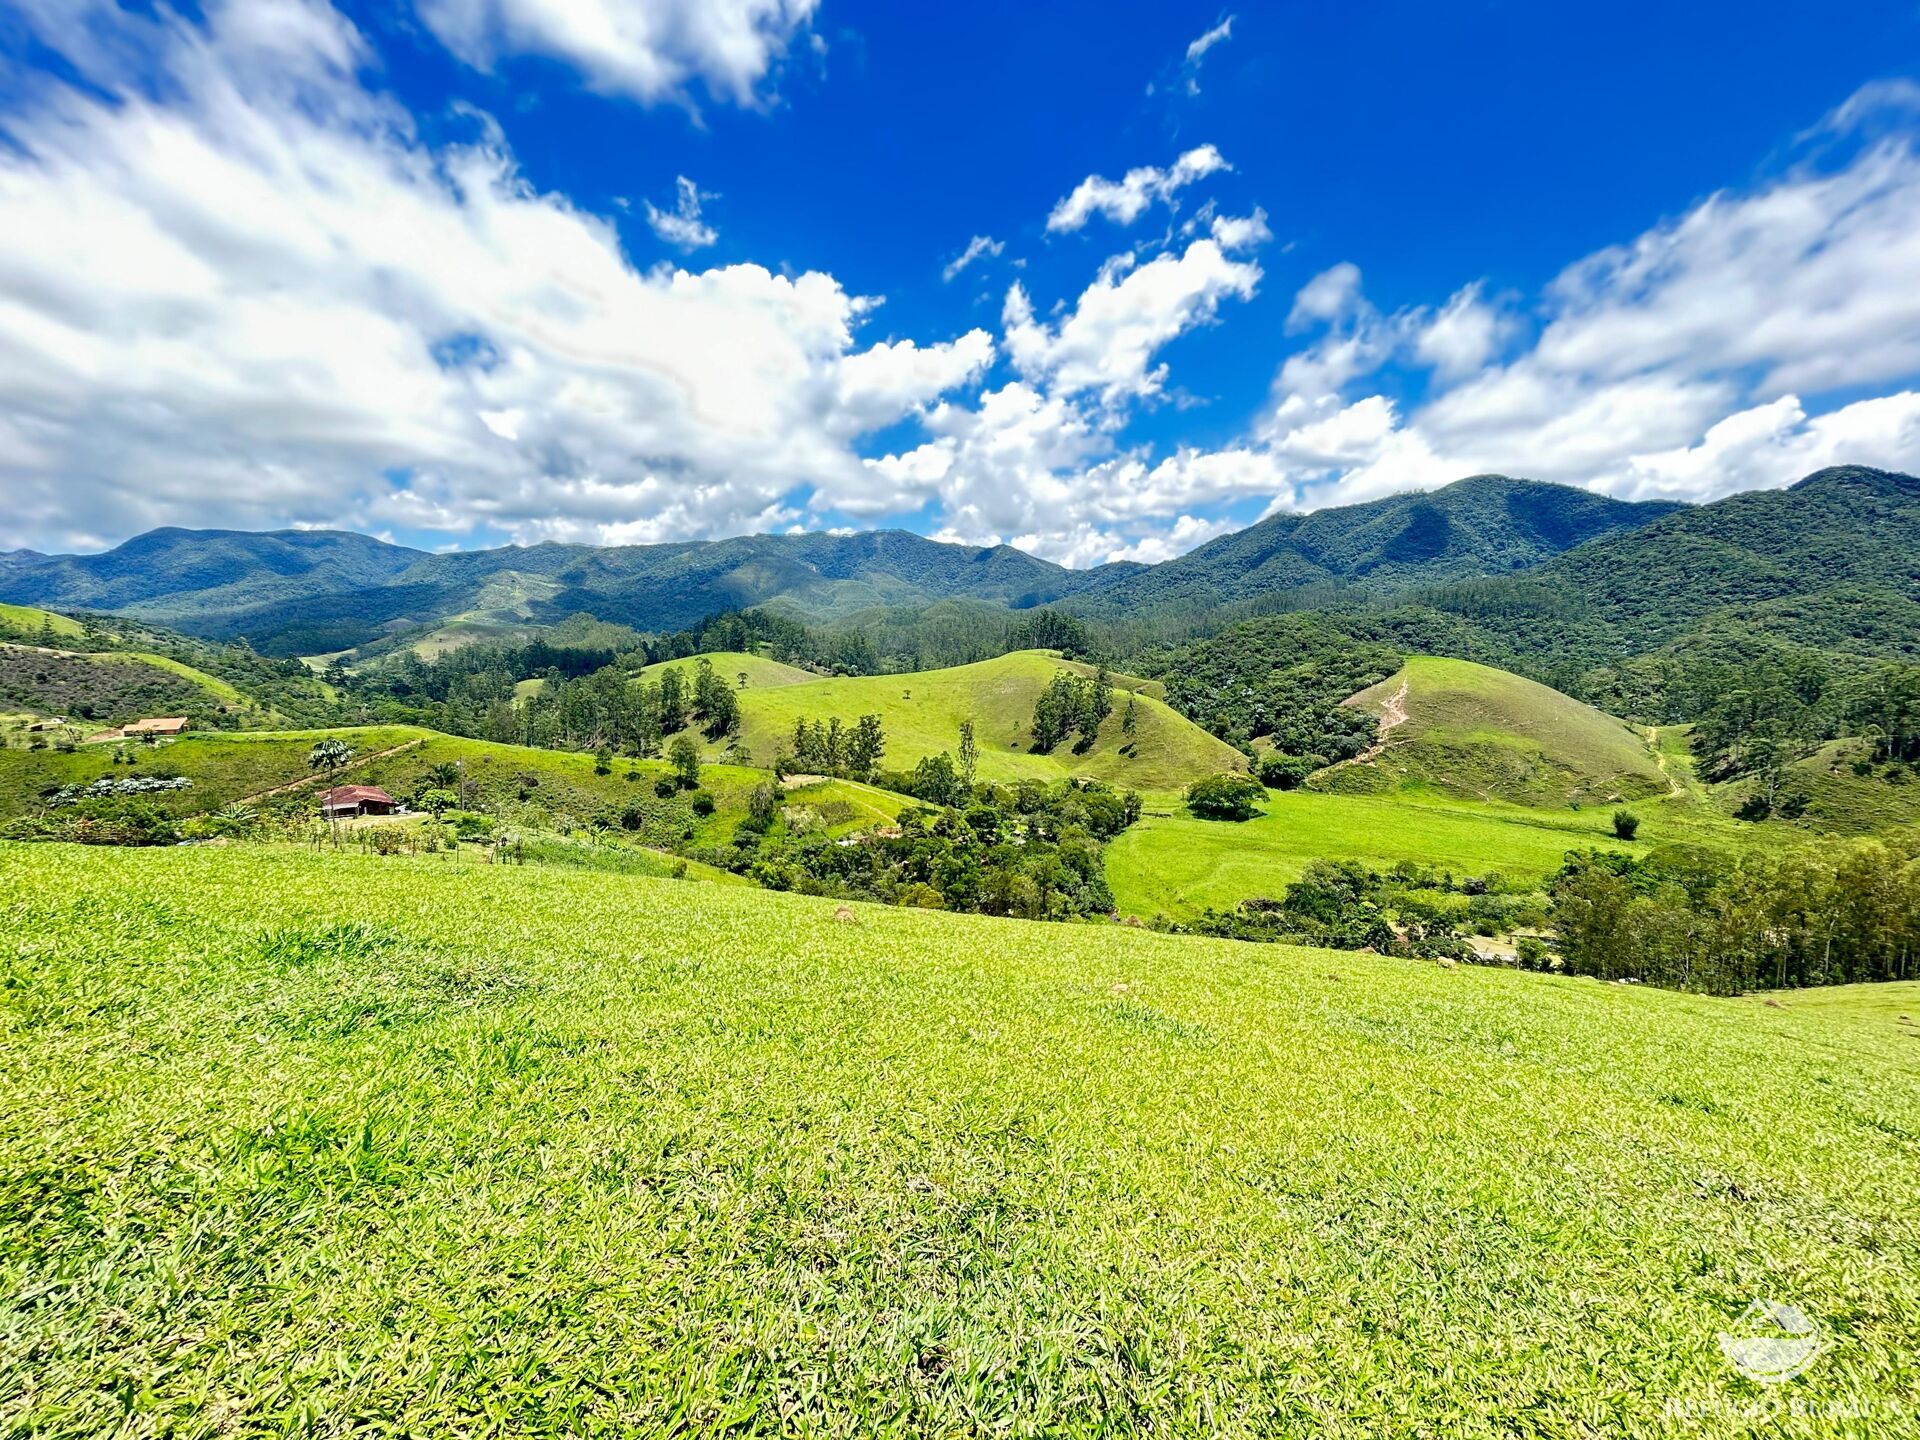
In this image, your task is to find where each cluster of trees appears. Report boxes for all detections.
[780,714,886,781]
[716,776,1140,920]
[1181,859,1489,958]
[1148,612,1400,765]
[1548,841,1920,993]
[1029,669,1116,752]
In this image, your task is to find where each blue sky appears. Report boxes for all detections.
[3,1,1920,563]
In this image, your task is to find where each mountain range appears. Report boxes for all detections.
[0,474,1694,655]
[3,467,1916,666]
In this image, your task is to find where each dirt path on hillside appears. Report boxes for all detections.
[1644,726,1688,799]
[1353,680,1411,764]
[239,738,426,803]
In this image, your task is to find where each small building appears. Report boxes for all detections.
[121,717,191,738]
[319,784,398,819]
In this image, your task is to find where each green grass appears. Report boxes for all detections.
[94,649,249,706]
[638,650,820,690]
[1323,656,1668,808]
[3,842,1917,1433]
[1106,788,1646,919]
[0,602,85,640]
[674,650,1243,790]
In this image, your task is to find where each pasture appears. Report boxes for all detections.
[3,842,1916,1435]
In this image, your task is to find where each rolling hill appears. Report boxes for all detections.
[1317,656,1670,808]
[668,650,1244,789]
[638,650,819,690]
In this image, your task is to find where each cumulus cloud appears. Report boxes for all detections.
[1260,92,1920,509]
[414,0,819,108]
[1002,238,1260,403]
[643,175,718,249]
[0,0,986,551]
[941,234,1005,282]
[1046,144,1230,232]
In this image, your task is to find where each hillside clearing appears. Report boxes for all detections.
[3,843,1916,1433]
[1321,656,1669,807]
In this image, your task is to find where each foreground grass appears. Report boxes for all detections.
[3,844,1917,1435]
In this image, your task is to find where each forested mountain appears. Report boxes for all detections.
[1421,466,1920,671]
[1,528,1091,656]
[1067,475,1685,617]
[0,529,422,615]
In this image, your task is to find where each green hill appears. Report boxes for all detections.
[671,650,1244,789]
[7,841,1917,1429]
[638,650,818,690]
[1319,656,1669,808]
[0,602,86,641]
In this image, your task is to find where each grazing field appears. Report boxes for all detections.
[2,842,1916,1434]
[639,649,820,690]
[0,602,86,640]
[1105,788,1646,919]
[1324,656,1669,808]
[672,650,1243,789]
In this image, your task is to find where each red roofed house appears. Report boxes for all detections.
[121,716,191,737]
[319,784,398,819]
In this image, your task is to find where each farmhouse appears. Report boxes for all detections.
[319,784,398,819]
[120,716,191,737]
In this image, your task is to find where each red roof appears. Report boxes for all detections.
[320,785,396,806]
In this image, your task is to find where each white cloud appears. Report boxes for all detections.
[643,175,718,249]
[414,0,819,108]
[1046,144,1230,232]
[1003,237,1260,403]
[1257,93,1920,512]
[1209,207,1270,252]
[941,234,1005,282]
[1184,16,1235,65]
[0,0,987,551]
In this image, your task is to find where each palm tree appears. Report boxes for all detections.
[308,739,355,841]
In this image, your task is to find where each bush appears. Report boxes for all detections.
[654,775,678,798]
[688,790,715,817]
[2,797,179,847]
[1255,752,1321,790]
[1612,810,1640,841]
[1185,773,1266,821]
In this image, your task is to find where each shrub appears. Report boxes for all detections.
[1185,773,1266,821]
[688,790,715,817]
[1255,752,1321,790]
[654,775,678,798]
[1612,810,1640,841]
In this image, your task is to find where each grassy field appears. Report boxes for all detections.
[3,842,1916,1434]
[639,650,820,690]
[0,602,85,640]
[1105,788,1648,919]
[672,650,1243,790]
[1324,656,1668,808]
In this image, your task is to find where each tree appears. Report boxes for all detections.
[1185,773,1265,821]
[668,734,702,790]
[593,745,613,776]
[307,739,354,781]
[848,714,886,780]
[424,760,461,789]
[957,718,978,788]
[657,667,688,732]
